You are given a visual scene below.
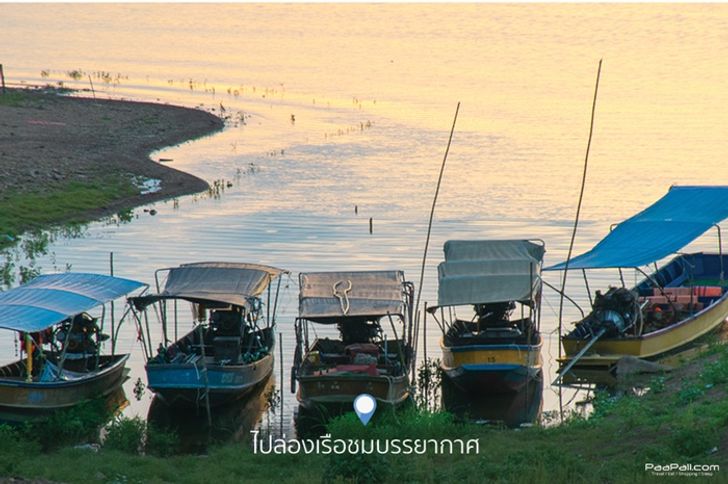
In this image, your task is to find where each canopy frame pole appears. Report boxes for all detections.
[110,252,115,355]
[143,310,154,360]
[271,275,283,327]
[161,301,168,346]
[94,305,106,371]
[405,281,415,371]
[386,312,407,372]
[582,269,593,307]
[422,303,428,373]
[529,262,534,330]
[55,325,74,381]
[715,224,725,283]
[130,307,150,362]
[635,266,679,317]
[427,309,446,335]
[557,59,602,359]
[267,283,271,327]
[113,304,134,347]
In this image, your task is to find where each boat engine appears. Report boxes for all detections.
[55,312,106,354]
[571,287,638,339]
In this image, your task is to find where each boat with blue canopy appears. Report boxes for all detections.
[0,272,146,420]
[129,262,288,408]
[427,240,545,394]
[547,186,728,376]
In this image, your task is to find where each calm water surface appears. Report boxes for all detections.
[3,4,728,432]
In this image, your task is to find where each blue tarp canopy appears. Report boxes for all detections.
[546,186,728,271]
[0,273,146,333]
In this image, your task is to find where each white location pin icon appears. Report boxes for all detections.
[353,393,377,425]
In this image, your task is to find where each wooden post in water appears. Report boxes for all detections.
[88,75,96,99]
[369,217,373,234]
[0,65,6,95]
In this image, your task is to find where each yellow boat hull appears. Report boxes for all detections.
[561,293,728,368]
[440,337,542,393]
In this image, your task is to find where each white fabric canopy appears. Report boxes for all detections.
[437,240,544,307]
[299,270,406,321]
[132,262,286,309]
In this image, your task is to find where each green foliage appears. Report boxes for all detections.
[701,351,728,385]
[104,416,146,454]
[21,398,112,450]
[415,357,442,412]
[323,450,387,484]
[103,416,180,457]
[677,384,705,404]
[145,424,179,457]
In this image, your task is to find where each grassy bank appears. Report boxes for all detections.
[0,175,137,249]
[2,344,727,483]
[0,86,223,253]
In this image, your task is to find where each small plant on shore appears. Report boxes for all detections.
[103,415,180,456]
[104,416,146,454]
[415,357,442,412]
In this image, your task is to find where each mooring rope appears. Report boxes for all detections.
[333,279,353,315]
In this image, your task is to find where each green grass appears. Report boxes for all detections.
[1,346,726,483]
[0,90,31,107]
[0,175,138,249]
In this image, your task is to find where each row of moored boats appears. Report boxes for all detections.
[1,185,727,421]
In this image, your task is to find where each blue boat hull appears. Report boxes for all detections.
[146,353,274,407]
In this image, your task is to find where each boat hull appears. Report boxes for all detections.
[440,339,542,394]
[561,292,728,368]
[296,373,410,408]
[147,353,274,407]
[0,354,129,421]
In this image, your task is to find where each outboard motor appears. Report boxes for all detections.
[571,287,638,339]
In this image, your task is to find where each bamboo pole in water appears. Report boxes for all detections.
[414,102,460,340]
[279,332,284,436]
[557,60,602,359]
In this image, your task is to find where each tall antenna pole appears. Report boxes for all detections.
[415,102,460,336]
[557,60,603,358]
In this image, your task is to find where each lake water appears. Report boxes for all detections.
[3,4,728,433]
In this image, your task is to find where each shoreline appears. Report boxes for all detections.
[0,87,223,237]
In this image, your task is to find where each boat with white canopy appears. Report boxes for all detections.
[292,270,415,410]
[129,262,287,408]
[427,240,545,394]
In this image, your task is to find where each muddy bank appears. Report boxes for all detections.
[0,88,223,223]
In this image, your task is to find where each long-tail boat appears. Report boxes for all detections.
[292,270,415,411]
[427,240,545,394]
[547,186,728,377]
[0,272,145,421]
[129,262,287,408]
